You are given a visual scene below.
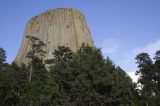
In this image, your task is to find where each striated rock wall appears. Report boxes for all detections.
[15,8,94,65]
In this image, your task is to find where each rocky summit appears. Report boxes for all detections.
[15,8,94,65]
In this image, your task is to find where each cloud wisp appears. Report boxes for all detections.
[101,38,120,54]
[100,39,160,82]
[121,40,160,71]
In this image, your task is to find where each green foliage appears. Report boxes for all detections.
[26,36,46,59]
[0,41,147,106]
[153,50,160,106]
[26,36,47,83]
[27,58,50,106]
[45,46,74,64]
[0,62,28,106]
[49,45,137,106]
[135,53,153,106]
[135,51,160,106]
[0,47,7,71]
[25,36,50,105]
[0,47,6,63]
[0,37,50,106]
[154,50,160,89]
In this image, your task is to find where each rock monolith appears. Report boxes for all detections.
[15,8,94,65]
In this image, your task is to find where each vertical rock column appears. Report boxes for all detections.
[15,8,94,65]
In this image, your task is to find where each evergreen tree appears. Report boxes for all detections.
[45,46,74,65]
[26,36,46,82]
[0,62,27,105]
[9,63,29,106]
[110,66,137,105]
[27,58,50,106]
[152,50,160,106]
[154,50,160,89]
[135,53,155,106]
[0,40,143,106]
[25,36,50,105]
[0,47,7,71]
[49,45,137,106]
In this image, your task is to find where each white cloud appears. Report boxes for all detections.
[101,38,119,54]
[101,39,160,82]
[127,71,139,82]
[133,40,160,58]
[119,40,160,82]
[120,40,160,71]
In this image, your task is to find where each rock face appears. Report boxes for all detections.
[15,8,94,65]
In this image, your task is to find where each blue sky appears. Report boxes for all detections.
[0,0,160,81]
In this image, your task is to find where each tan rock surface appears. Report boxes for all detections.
[15,8,94,65]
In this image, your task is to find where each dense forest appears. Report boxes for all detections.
[0,37,160,106]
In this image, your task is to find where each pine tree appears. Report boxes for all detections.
[135,53,154,106]
[25,36,50,105]
[152,50,160,106]
[26,36,46,83]
[45,46,74,65]
[0,47,7,71]
[49,45,137,106]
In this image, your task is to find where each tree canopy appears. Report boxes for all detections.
[2,37,160,105]
[48,45,137,106]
